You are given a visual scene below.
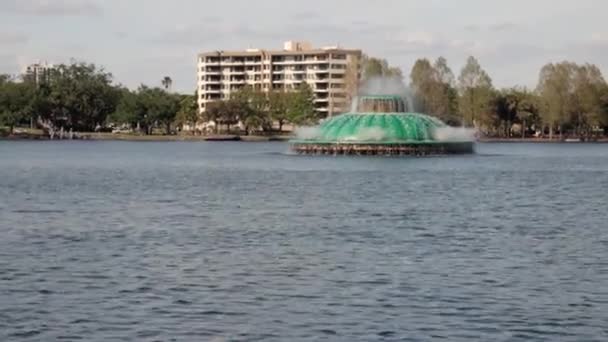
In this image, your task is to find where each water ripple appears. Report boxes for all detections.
[1,142,608,341]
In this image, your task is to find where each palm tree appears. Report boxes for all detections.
[161,76,172,91]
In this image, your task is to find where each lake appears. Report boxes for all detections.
[1,141,608,341]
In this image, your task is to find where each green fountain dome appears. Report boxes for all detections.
[294,112,447,144]
[289,94,474,155]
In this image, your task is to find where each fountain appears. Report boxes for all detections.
[290,95,474,156]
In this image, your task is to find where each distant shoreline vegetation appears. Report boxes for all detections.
[1,55,608,140]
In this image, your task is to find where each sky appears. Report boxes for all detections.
[1,0,607,93]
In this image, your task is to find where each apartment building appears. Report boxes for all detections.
[197,41,361,117]
[24,61,55,85]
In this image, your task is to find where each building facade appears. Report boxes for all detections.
[197,41,361,117]
[24,61,55,85]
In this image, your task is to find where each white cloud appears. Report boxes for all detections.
[0,0,102,16]
[1,0,608,91]
[590,33,608,43]
[0,31,29,45]
[402,31,435,46]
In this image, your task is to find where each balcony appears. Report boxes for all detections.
[304,59,329,64]
[202,80,221,85]
[203,70,221,76]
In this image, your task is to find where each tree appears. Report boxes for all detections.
[343,54,362,107]
[161,76,173,91]
[268,90,289,131]
[0,74,12,86]
[570,64,607,137]
[38,62,120,132]
[362,57,385,80]
[0,81,34,134]
[174,92,199,133]
[458,56,494,129]
[139,87,180,134]
[537,62,575,139]
[362,56,402,81]
[359,56,405,96]
[110,87,141,130]
[203,101,223,133]
[232,86,270,134]
[409,58,436,112]
[433,57,459,123]
[410,57,459,123]
[287,83,316,125]
[202,100,238,133]
[111,86,179,135]
[600,92,608,134]
[219,99,240,133]
[537,62,607,139]
[516,91,541,139]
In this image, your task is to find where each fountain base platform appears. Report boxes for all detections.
[291,141,474,156]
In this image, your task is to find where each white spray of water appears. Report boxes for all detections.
[359,76,407,96]
[433,126,477,142]
[353,76,418,112]
[294,126,322,140]
[344,127,386,141]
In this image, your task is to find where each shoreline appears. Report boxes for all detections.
[0,132,293,142]
[2,131,608,143]
[478,137,608,143]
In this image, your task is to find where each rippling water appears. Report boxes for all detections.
[1,141,608,341]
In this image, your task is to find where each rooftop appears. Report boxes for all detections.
[199,41,361,57]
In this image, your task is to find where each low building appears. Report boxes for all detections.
[197,41,361,118]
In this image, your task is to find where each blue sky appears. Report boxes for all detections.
[1,0,607,92]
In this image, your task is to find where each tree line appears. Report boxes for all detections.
[202,84,316,134]
[406,56,608,139]
[0,61,319,136]
[0,62,201,136]
[2,57,608,138]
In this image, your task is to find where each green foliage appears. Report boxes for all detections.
[362,56,403,80]
[112,86,180,134]
[287,83,316,125]
[600,93,608,130]
[110,87,140,128]
[34,62,120,131]
[203,99,238,132]
[458,56,494,128]
[537,61,607,138]
[491,88,540,137]
[0,81,34,133]
[140,86,180,134]
[268,90,290,131]
[2,56,608,139]
[231,87,270,134]
[202,101,225,133]
[174,92,199,132]
[200,83,317,133]
[409,57,458,123]
[0,74,12,86]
